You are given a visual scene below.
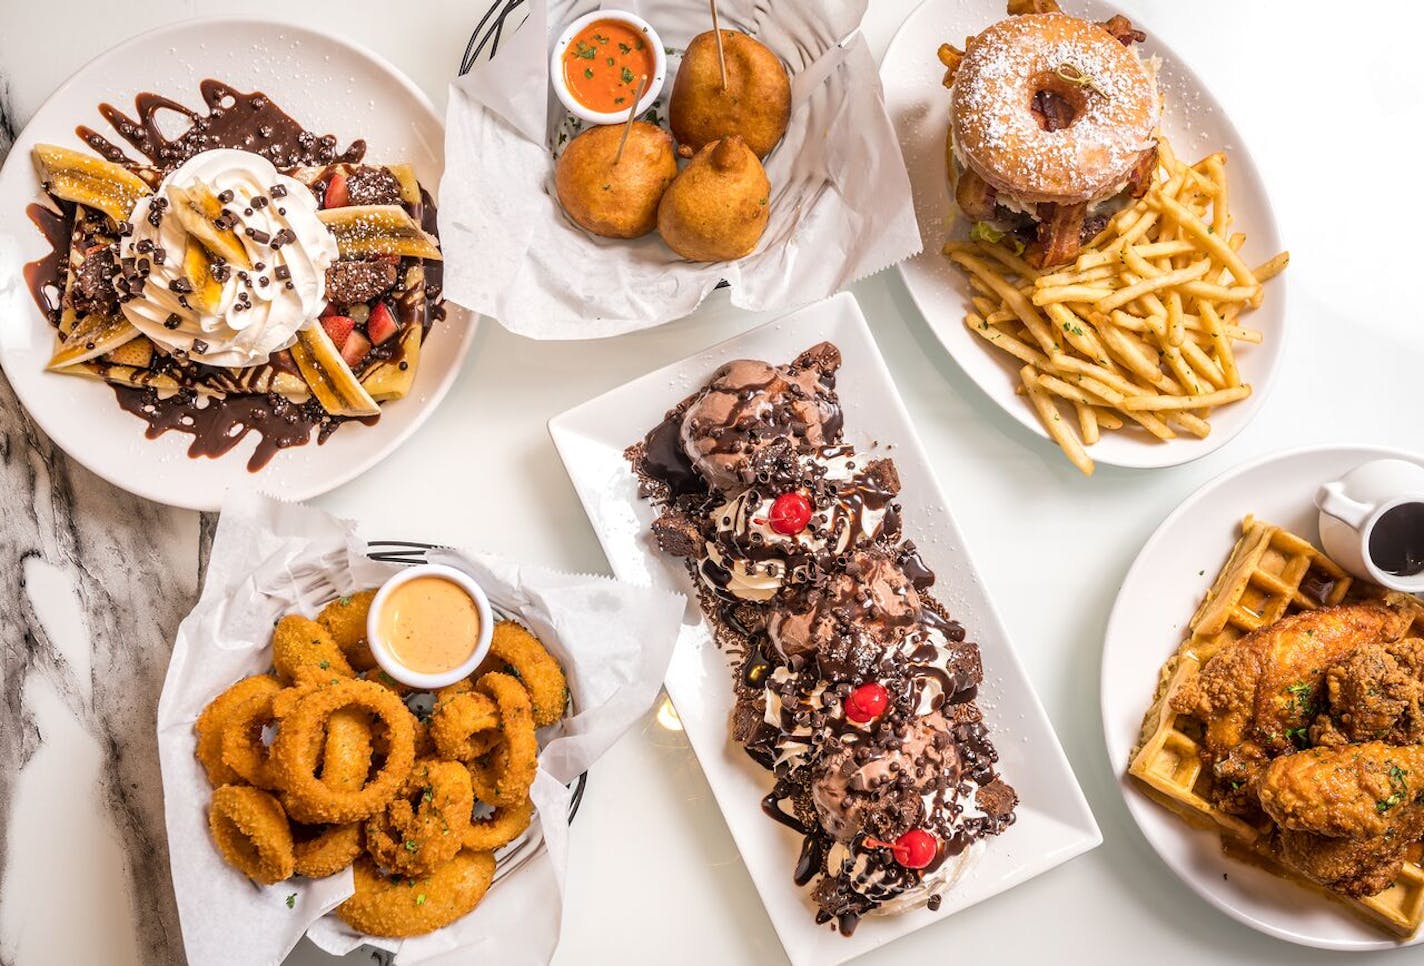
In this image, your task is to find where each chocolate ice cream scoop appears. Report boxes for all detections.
[678,343,842,492]
[811,711,961,842]
[767,550,924,674]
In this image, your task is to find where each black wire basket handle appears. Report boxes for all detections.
[459,0,531,76]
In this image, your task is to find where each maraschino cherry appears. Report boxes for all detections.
[767,492,813,535]
[843,682,889,723]
[864,829,938,870]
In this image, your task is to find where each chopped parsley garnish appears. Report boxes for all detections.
[1376,763,1409,813]
[621,66,635,84]
[285,893,296,909]
[584,67,594,80]
[618,42,631,54]
[415,893,427,905]
[338,595,352,606]
[1285,726,1309,749]
[574,42,596,60]
[405,840,420,852]
[1284,681,1316,716]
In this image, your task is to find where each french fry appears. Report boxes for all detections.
[1020,365,1093,476]
[943,135,1285,473]
[1121,386,1252,411]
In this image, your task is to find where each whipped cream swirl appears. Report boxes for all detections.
[121,149,337,367]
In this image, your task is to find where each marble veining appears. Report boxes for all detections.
[0,179,203,963]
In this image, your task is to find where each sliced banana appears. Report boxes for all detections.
[318,205,442,261]
[181,237,225,314]
[32,144,149,223]
[48,312,141,369]
[289,324,380,417]
[363,322,422,402]
[167,183,253,269]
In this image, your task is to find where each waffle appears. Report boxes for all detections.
[1129,515,1424,938]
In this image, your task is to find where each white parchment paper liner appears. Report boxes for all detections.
[439,0,921,338]
[157,493,685,966]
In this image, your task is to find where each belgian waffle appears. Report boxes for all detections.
[1129,516,1424,938]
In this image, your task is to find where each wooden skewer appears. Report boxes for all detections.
[613,74,649,164]
[709,0,727,90]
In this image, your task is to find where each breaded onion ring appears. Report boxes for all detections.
[219,690,286,790]
[488,621,568,728]
[320,707,373,791]
[195,674,281,787]
[318,590,379,672]
[337,850,496,937]
[292,822,363,879]
[209,785,295,884]
[429,691,501,762]
[365,759,475,876]
[463,796,534,852]
[466,673,538,808]
[273,680,416,824]
[272,615,353,683]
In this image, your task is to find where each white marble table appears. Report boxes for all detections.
[1,1,1421,964]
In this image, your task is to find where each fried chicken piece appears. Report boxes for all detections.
[1173,600,1413,800]
[1276,826,1423,898]
[1256,742,1424,839]
[1256,742,1424,898]
[1322,637,1424,745]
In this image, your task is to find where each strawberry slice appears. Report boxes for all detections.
[367,301,400,345]
[324,172,349,209]
[340,330,371,368]
[320,314,355,349]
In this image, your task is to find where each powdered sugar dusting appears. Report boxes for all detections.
[951,13,1159,203]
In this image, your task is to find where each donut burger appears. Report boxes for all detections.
[939,2,1159,266]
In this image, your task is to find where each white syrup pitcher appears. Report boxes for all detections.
[1315,458,1424,594]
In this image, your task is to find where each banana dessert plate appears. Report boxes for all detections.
[0,19,477,509]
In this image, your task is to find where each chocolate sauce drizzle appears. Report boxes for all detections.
[22,79,443,472]
[630,346,1017,937]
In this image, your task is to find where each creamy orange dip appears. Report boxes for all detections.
[378,575,481,675]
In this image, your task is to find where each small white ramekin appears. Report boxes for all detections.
[366,563,494,690]
[549,8,666,125]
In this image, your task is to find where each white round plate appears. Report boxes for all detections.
[880,0,1286,469]
[1102,444,1424,950]
[0,17,477,511]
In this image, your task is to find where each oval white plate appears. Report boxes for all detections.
[880,0,1286,469]
[0,17,477,511]
[1102,444,1424,950]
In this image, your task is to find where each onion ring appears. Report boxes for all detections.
[273,615,353,683]
[195,674,281,787]
[488,621,568,728]
[337,850,496,938]
[466,673,538,808]
[318,590,379,672]
[320,707,373,791]
[219,690,286,790]
[365,759,474,876]
[429,691,501,762]
[273,679,416,824]
[292,822,363,879]
[209,785,295,884]
[463,795,534,852]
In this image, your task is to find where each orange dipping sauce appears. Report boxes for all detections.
[563,18,655,114]
[377,575,481,675]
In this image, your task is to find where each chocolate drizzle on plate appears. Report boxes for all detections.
[628,343,1017,935]
[22,79,444,472]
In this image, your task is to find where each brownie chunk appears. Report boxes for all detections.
[70,247,117,315]
[324,259,398,306]
[975,778,1018,821]
[344,166,404,207]
[651,511,703,557]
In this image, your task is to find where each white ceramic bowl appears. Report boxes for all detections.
[549,8,666,125]
[366,563,494,689]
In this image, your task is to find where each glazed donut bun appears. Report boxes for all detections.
[950,13,1159,205]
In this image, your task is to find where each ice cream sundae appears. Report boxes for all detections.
[629,342,1017,934]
